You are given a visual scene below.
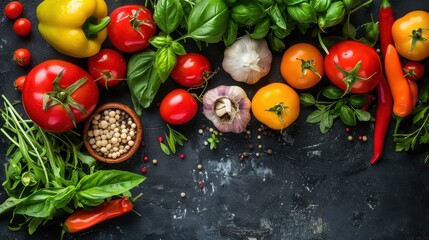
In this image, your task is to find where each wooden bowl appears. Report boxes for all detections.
[83,102,143,164]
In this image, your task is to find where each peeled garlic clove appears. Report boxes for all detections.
[222,35,272,84]
[203,85,251,133]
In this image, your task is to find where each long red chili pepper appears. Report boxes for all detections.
[370,0,394,165]
[63,196,134,233]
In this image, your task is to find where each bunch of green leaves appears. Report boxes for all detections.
[0,95,145,234]
[159,124,188,155]
[300,85,371,133]
[207,133,220,150]
[393,77,429,163]
[127,0,229,114]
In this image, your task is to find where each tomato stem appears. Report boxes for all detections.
[333,60,377,96]
[297,58,322,79]
[265,102,287,132]
[410,28,428,52]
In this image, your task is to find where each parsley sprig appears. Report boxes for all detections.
[159,124,187,155]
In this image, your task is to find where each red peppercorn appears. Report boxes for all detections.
[143,156,149,162]
[179,154,185,159]
[198,181,204,189]
[358,135,363,141]
[158,136,163,142]
[141,167,147,174]
[345,127,350,133]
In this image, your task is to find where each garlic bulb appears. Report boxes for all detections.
[222,35,272,84]
[203,85,251,133]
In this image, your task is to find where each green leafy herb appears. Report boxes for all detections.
[300,85,371,133]
[394,106,429,152]
[159,124,188,155]
[207,133,220,150]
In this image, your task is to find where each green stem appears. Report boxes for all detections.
[83,17,111,39]
[350,0,373,14]
[380,0,391,9]
[317,31,329,55]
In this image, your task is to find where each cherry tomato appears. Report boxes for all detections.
[251,82,300,130]
[171,53,212,88]
[160,89,198,125]
[403,61,425,81]
[23,60,99,133]
[324,40,382,94]
[88,49,127,88]
[14,75,26,92]
[108,5,157,53]
[13,48,31,66]
[280,43,324,89]
[13,17,31,36]
[4,1,23,19]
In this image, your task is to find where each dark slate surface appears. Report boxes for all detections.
[1,0,429,239]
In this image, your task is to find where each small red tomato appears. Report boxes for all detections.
[14,75,26,92]
[171,53,212,88]
[88,49,127,88]
[108,5,157,53]
[160,89,198,125]
[13,48,31,66]
[4,1,23,19]
[13,17,31,36]
[403,61,425,81]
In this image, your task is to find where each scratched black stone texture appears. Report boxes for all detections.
[0,0,429,239]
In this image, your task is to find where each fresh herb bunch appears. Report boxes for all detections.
[393,77,429,163]
[159,124,188,155]
[0,95,145,234]
[300,85,372,133]
[207,133,220,150]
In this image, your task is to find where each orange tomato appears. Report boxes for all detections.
[251,82,300,130]
[280,43,324,89]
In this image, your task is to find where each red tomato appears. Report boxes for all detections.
[13,48,31,66]
[22,60,99,133]
[4,1,23,19]
[13,17,31,36]
[108,5,157,53]
[403,61,425,81]
[88,49,127,88]
[324,40,382,94]
[160,89,198,125]
[14,75,26,92]
[171,53,212,88]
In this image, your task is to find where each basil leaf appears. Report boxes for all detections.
[76,170,145,207]
[322,86,343,100]
[149,35,173,49]
[224,18,238,46]
[355,109,371,121]
[310,0,331,12]
[0,197,26,214]
[28,217,44,235]
[170,41,186,55]
[153,0,183,34]
[318,1,345,29]
[155,46,177,82]
[127,50,162,113]
[320,112,333,134]
[267,4,286,30]
[267,33,285,52]
[185,0,229,43]
[339,105,356,126]
[306,109,325,123]
[284,0,306,5]
[287,3,317,24]
[248,17,270,39]
[300,93,316,106]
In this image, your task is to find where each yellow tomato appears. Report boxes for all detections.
[392,10,429,61]
[251,82,300,130]
[280,43,324,89]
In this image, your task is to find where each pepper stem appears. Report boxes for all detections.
[333,60,377,96]
[83,16,111,39]
[410,28,428,52]
[380,0,391,8]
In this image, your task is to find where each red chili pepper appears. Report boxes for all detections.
[64,196,133,233]
[370,0,395,165]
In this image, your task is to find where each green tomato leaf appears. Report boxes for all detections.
[185,0,229,43]
[339,105,356,126]
[153,0,183,34]
[76,170,145,207]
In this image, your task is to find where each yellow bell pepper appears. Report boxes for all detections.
[36,0,110,58]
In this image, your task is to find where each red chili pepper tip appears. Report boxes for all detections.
[179,154,185,159]
[141,167,147,174]
[158,136,163,142]
[143,156,149,162]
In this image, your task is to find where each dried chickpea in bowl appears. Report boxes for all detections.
[83,103,142,164]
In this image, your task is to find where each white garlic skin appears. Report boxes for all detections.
[203,85,251,133]
[222,35,272,84]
